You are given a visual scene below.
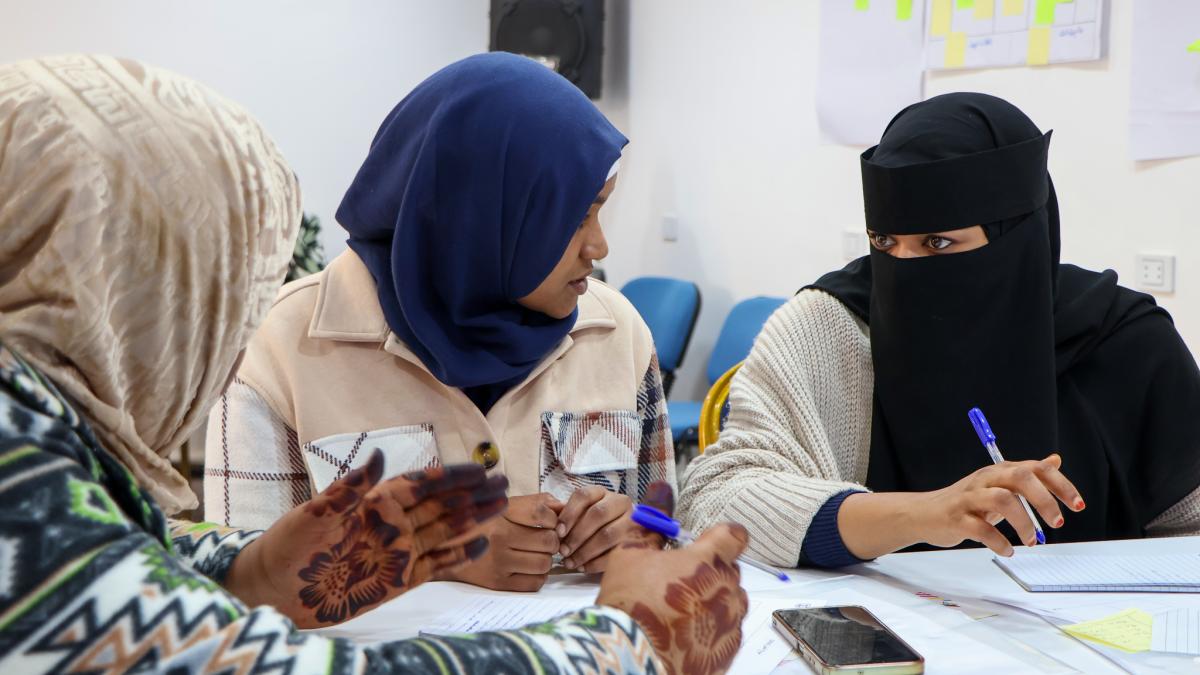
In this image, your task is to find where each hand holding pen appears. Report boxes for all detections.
[907,407,1087,557]
[631,504,790,581]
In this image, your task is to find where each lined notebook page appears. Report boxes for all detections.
[994,554,1200,592]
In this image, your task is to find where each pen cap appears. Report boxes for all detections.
[631,504,681,539]
[968,407,996,445]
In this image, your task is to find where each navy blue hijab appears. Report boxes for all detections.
[337,53,627,412]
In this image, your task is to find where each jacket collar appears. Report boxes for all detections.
[309,250,618,345]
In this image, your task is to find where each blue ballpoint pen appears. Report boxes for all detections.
[968,407,1046,546]
[631,504,790,581]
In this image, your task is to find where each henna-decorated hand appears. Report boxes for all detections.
[596,523,751,675]
[436,492,563,592]
[556,481,673,573]
[225,449,507,628]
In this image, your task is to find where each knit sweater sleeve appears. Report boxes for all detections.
[677,290,874,567]
[1146,482,1200,537]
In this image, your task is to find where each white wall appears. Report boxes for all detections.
[595,0,1200,402]
[0,0,491,256]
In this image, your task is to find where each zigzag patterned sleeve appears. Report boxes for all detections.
[168,520,264,584]
[0,433,665,674]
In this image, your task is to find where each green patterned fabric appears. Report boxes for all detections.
[0,340,661,674]
[287,212,327,283]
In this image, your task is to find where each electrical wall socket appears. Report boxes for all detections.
[1135,252,1175,294]
[842,228,866,260]
[661,213,679,242]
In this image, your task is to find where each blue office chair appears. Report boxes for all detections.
[669,295,787,446]
[620,277,701,396]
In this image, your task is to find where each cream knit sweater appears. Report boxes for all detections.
[677,289,1200,567]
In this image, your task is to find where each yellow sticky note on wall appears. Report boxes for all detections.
[946,32,968,67]
[1063,609,1153,654]
[1027,26,1051,65]
[1002,0,1024,15]
[974,1,995,19]
[1034,0,1057,25]
[1188,39,1200,53]
[897,0,914,20]
[931,0,953,36]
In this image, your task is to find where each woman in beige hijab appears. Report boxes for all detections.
[0,54,748,675]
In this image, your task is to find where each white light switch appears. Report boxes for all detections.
[842,229,866,261]
[661,213,679,242]
[1135,252,1175,294]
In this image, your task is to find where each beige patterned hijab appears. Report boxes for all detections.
[0,55,300,513]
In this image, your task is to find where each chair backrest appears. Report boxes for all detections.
[620,276,702,375]
[698,362,742,452]
[706,296,786,385]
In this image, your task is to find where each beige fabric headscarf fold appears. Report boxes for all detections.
[0,55,300,513]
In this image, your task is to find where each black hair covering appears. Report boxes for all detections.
[808,93,1200,544]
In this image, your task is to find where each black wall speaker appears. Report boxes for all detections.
[490,0,605,99]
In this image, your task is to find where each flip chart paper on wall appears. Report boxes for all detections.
[924,0,1103,70]
[816,0,925,146]
[1130,0,1200,161]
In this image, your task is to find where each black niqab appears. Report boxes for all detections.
[808,93,1200,543]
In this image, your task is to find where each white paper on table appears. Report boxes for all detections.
[795,587,1030,674]
[421,595,592,635]
[923,0,1104,71]
[816,0,925,146]
[727,599,819,675]
[1152,608,1200,655]
[1130,0,1200,161]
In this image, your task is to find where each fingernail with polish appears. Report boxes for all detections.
[1055,516,1064,527]
[1074,498,1085,510]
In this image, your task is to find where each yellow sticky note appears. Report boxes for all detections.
[946,32,968,67]
[1063,609,1153,654]
[931,0,953,36]
[1188,39,1200,53]
[896,0,914,20]
[1002,0,1024,15]
[957,0,974,7]
[1027,26,1051,65]
[856,0,870,11]
[1034,0,1057,24]
[974,1,994,19]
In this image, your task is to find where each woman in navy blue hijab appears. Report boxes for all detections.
[338,52,626,412]
[211,53,677,592]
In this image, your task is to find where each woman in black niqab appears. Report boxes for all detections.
[810,92,1200,548]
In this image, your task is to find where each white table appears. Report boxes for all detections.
[316,536,1200,674]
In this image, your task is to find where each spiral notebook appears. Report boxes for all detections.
[994,554,1200,593]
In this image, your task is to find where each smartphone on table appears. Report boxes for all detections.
[772,606,924,675]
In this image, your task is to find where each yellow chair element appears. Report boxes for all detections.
[698,362,743,453]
